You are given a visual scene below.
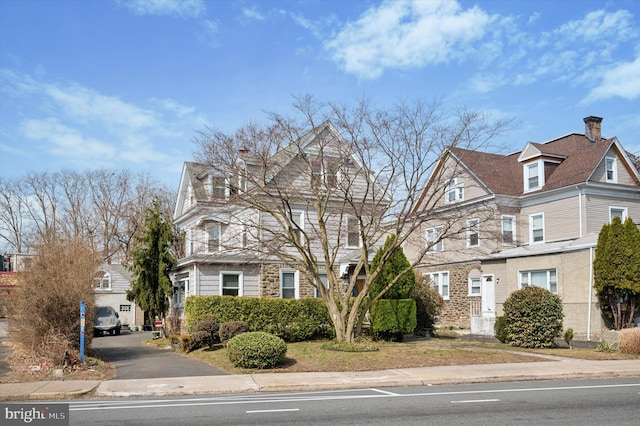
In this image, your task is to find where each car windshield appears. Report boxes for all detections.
[96,307,112,316]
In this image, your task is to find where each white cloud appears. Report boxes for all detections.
[555,9,634,44]
[243,7,265,21]
[200,19,221,47]
[324,0,494,79]
[119,0,206,18]
[584,56,640,102]
[21,118,117,163]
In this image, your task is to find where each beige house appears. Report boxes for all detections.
[407,116,640,340]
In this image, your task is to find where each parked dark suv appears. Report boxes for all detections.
[94,306,122,336]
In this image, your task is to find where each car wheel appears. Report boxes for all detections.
[115,327,121,336]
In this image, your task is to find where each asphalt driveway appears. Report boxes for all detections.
[92,330,228,379]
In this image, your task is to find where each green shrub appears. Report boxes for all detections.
[227,331,287,369]
[185,296,334,342]
[503,286,564,348]
[191,315,220,350]
[494,316,508,343]
[369,235,416,300]
[564,328,574,349]
[219,321,248,346]
[411,281,444,335]
[369,299,417,342]
[596,339,618,352]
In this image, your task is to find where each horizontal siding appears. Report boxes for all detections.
[585,194,640,234]
[521,195,580,243]
[590,147,637,186]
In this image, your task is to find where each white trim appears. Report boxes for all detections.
[219,271,243,296]
[426,226,444,252]
[426,271,449,300]
[501,215,516,245]
[519,268,558,294]
[523,160,544,192]
[468,277,481,297]
[605,156,618,183]
[280,269,300,299]
[445,178,464,203]
[466,218,479,247]
[529,212,545,244]
[609,206,628,222]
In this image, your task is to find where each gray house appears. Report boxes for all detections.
[94,263,142,329]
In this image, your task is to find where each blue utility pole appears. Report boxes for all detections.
[80,301,86,363]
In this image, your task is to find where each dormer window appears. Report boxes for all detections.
[524,160,544,191]
[605,157,617,182]
[446,178,464,203]
[94,271,111,291]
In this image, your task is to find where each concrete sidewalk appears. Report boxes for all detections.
[2,356,639,401]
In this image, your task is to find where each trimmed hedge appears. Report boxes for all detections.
[227,331,287,369]
[191,315,220,350]
[503,286,564,348]
[369,299,417,341]
[185,296,334,342]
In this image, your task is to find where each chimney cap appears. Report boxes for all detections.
[583,115,603,124]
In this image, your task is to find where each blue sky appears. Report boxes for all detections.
[1,0,639,190]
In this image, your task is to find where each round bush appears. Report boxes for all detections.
[494,316,508,343]
[191,315,220,350]
[503,286,564,348]
[227,332,287,369]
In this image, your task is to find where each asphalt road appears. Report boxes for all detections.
[91,330,228,379]
[68,378,640,425]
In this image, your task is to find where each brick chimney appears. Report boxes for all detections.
[583,116,603,142]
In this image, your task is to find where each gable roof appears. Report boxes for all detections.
[449,132,637,197]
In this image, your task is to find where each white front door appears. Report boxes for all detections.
[481,275,495,318]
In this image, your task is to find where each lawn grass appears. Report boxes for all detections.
[151,333,639,375]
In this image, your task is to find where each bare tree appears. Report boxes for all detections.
[0,177,26,253]
[193,96,511,343]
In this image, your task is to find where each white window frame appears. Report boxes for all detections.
[524,160,544,192]
[427,271,449,300]
[280,269,299,299]
[605,156,617,183]
[609,206,627,222]
[289,210,304,243]
[468,277,481,297]
[519,269,558,294]
[315,271,328,298]
[467,218,479,247]
[174,272,189,307]
[529,213,545,244]
[426,226,443,252]
[211,176,226,199]
[186,228,193,255]
[94,271,111,291]
[446,178,464,203]
[219,271,243,297]
[501,215,516,245]
[206,223,222,253]
[346,216,361,248]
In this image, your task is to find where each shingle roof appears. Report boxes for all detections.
[450,133,615,196]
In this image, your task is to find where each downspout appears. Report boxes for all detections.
[587,246,593,341]
[193,263,199,296]
[577,186,583,238]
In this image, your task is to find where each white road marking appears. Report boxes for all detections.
[246,408,300,414]
[370,388,400,396]
[451,399,500,404]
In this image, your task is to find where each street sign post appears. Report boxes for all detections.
[80,301,85,363]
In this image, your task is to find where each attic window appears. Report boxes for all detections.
[446,178,464,203]
[524,160,544,192]
[94,271,111,291]
[605,157,617,183]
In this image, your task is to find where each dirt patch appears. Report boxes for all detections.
[0,341,115,384]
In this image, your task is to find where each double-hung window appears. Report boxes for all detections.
[446,178,464,203]
[426,226,443,252]
[347,216,360,247]
[501,215,516,244]
[206,223,222,252]
[220,272,242,296]
[469,277,481,296]
[289,211,304,243]
[467,218,479,247]
[605,157,617,182]
[524,161,543,191]
[529,213,544,243]
[520,269,557,294]
[427,271,449,300]
[94,271,111,291]
[280,270,299,299]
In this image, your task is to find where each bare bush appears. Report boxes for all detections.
[618,328,640,354]
[8,237,99,364]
